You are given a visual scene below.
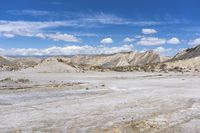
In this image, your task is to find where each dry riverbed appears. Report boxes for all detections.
[0,71,200,133]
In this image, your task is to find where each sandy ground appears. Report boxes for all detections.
[0,71,200,133]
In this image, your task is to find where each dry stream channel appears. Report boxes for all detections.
[0,72,200,133]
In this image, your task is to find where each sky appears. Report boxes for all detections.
[0,0,200,56]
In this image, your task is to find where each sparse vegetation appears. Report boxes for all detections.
[0,77,13,82]
[90,66,106,72]
[0,77,30,83]
[16,78,30,83]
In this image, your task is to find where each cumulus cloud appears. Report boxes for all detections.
[167,37,180,44]
[154,47,173,53]
[0,45,134,56]
[36,33,80,42]
[123,37,135,43]
[0,33,15,38]
[140,46,179,56]
[100,37,113,44]
[137,36,180,46]
[142,29,157,34]
[188,38,200,46]
[153,46,179,56]
[0,21,80,42]
[137,37,166,46]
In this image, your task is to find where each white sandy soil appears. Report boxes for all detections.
[0,71,200,133]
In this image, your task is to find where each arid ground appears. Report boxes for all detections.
[0,71,200,133]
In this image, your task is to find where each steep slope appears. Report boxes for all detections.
[172,44,200,60]
[0,56,43,71]
[165,56,200,71]
[67,50,165,68]
[0,55,19,71]
[22,57,79,73]
[156,44,200,72]
[128,50,161,66]
[9,57,42,68]
[0,55,11,66]
[1,50,168,72]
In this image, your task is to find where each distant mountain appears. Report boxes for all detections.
[172,44,200,60]
[0,50,169,72]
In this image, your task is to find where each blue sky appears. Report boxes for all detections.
[0,0,200,56]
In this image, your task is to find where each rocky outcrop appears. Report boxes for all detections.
[172,44,200,60]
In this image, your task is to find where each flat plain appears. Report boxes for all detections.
[0,71,200,133]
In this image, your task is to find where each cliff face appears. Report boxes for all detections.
[67,51,165,67]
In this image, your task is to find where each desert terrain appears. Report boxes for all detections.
[0,71,200,133]
[1,1,200,132]
[0,45,200,133]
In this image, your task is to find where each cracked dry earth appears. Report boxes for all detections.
[0,72,200,133]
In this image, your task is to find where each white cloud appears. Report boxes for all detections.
[100,37,113,44]
[123,37,135,43]
[0,21,67,33]
[0,21,80,42]
[135,35,144,39]
[0,45,134,56]
[142,29,157,34]
[7,10,52,16]
[137,36,180,46]
[36,33,80,42]
[47,33,80,42]
[76,33,98,37]
[140,47,179,56]
[153,47,178,56]
[137,37,166,46]
[154,47,173,53]
[188,38,200,46]
[77,13,163,26]
[167,37,180,44]
[6,10,185,28]
[6,11,167,27]
[0,48,4,53]
[0,33,15,38]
